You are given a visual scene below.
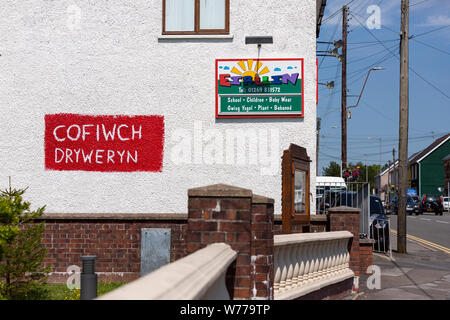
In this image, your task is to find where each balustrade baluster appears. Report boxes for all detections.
[291,244,300,288]
[297,244,305,286]
[285,245,294,290]
[274,247,281,293]
[279,246,288,292]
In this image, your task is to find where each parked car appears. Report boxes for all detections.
[388,195,420,215]
[420,194,444,215]
[369,195,390,252]
[443,196,450,212]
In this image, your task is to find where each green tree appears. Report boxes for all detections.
[0,180,50,299]
[322,161,341,177]
[348,162,381,189]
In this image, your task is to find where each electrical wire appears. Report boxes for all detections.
[350,11,450,100]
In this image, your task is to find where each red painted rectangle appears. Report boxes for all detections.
[45,114,164,172]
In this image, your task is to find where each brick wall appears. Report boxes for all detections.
[186,184,274,300]
[36,214,188,283]
[359,239,375,275]
[251,196,274,300]
[328,206,361,292]
[31,187,366,300]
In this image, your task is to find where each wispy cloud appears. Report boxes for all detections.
[420,15,450,27]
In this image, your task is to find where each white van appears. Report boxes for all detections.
[443,197,450,211]
[316,176,347,194]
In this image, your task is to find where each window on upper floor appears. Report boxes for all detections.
[163,0,229,35]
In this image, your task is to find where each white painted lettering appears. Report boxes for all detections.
[67,124,81,141]
[82,124,94,141]
[55,148,64,163]
[117,124,130,141]
[117,150,125,163]
[82,149,93,163]
[65,148,73,163]
[102,124,116,141]
[127,150,138,164]
[107,150,115,163]
[53,125,66,142]
[95,149,104,164]
[131,125,142,140]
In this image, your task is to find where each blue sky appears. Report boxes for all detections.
[317,0,450,174]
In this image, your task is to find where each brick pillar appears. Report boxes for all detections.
[187,184,253,300]
[359,239,375,275]
[328,206,360,291]
[251,195,274,300]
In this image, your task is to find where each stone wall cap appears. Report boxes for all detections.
[36,213,188,221]
[98,243,237,300]
[327,206,361,213]
[274,231,353,246]
[359,238,375,245]
[252,194,274,204]
[188,184,252,198]
[310,214,328,222]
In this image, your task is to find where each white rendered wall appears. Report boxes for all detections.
[0,0,317,214]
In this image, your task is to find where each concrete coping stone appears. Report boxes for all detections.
[36,213,188,221]
[359,238,375,245]
[327,206,361,214]
[273,214,328,222]
[188,184,252,198]
[310,214,328,222]
[98,243,237,300]
[252,194,275,204]
[274,231,353,247]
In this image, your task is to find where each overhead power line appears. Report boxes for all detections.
[350,12,450,100]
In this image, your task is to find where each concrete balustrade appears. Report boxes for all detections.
[274,231,354,300]
[98,243,236,300]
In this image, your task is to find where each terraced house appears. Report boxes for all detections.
[409,133,450,197]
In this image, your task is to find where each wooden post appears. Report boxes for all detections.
[398,0,409,254]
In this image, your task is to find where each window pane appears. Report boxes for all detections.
[200,0,225,30]
[294,170,306,213]
[165,0,195,31]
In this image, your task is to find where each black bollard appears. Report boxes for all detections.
[80,256,97,300]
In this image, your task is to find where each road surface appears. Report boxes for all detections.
[389,211,450,252]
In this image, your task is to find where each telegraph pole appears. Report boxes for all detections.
[398,0,409,254]
[341,5,348,174]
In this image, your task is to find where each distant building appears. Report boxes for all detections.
[408,134,450,197]
[443,154,450,196]
[375,160,398,202]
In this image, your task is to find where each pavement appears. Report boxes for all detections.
[356,231,450,300]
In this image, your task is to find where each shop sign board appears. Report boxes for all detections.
[216,58,304,118]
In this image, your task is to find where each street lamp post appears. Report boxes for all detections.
[346,67,385,117]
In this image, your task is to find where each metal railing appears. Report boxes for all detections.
[369,215,392,258]
[316,181,371,236]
